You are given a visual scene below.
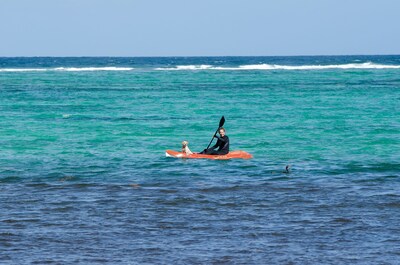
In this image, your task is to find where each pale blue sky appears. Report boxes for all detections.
[0,0,399,56]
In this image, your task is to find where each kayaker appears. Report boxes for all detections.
[200,127,229,155]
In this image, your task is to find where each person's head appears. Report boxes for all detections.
[182,140,189,147]
[219,127,226,137]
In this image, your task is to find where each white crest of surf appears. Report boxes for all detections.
[54,67,134,71]
[155,65,213,70]
[237,62,400,70]
[0,67,134,72]
[155,62,400,71]
[0,68,48,72]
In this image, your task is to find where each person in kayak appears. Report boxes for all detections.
[200,127,229,155]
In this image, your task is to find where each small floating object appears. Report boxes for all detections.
[165,150,253,160]
[283,165,291,173]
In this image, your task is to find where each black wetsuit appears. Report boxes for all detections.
[203,135,229,155]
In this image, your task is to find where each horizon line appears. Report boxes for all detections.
[1,54,400,58]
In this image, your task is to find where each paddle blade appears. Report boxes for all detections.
[219,116,225,128]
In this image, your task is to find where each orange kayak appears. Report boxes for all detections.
[165,150,253,160]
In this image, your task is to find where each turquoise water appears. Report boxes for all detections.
[1,56,400,264]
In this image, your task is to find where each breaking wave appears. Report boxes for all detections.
[2,63,400,72]
[155,62,400,71]
[0,67,134,72]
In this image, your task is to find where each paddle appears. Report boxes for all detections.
[205,116,225,150]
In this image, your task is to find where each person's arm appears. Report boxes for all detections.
[208,137,221,149]
[214,135,227,143]
[210,143,218,149]
[215,136,229,152]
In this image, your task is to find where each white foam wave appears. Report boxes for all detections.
[237,62,400,70]
[155,65,213,71]
[0,67,134,72]
[2,63,399,72]
[0,68,48,72]
[155,62,400,71]
[54,67,134,71]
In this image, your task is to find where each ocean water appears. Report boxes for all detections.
[1,56,400,264]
